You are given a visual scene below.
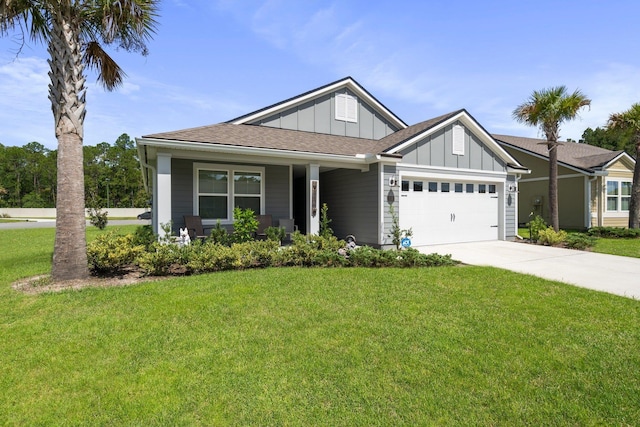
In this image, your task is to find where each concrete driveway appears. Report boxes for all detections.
[419,240,640,300]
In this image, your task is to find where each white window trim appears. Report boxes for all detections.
[193,162,265,224]
[335,93,358,123]
[605,179,632,214]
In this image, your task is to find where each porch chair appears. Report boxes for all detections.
[184,215,212,240]
[255,214,272,240]
[278,218,298,242]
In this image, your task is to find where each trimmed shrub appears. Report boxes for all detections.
[538,227,567,246]
[131,225,156,251]
[265,226,286,243]
[527,215,547,242]
[87,232,144,274]
[136,242,185,276]
[208,221,232,246]
[587,227,640,238]
[565,233,597,250]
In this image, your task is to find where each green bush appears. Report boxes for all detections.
[186,243,238,274]
[565,233,597,250]
[265,226,285,243]
[587,227,640,238]
[87,232,144,274]
[136,242,184,276]
[527,215,547,242]
[88,207,108,230]
[131,225,156,251]
[232,207,259,243]
[319,203,334,238]
[208,220,232,246]
[538,227,568,246]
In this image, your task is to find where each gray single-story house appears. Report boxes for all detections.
[136,77,529,247]
[494,134,636,229]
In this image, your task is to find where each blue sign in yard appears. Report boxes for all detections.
[401,237,411,248]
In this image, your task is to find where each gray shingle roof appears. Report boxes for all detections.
[493,133,624,172]
[143,123,384,156]
[143,110,466,158]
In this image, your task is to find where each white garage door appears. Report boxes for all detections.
[399,179,499,246]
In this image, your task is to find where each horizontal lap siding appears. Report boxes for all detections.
[265,165,291,223]
[170,160,290,230]
[171,158,194,232]
[506,175,517,239]
[320,164,379,246]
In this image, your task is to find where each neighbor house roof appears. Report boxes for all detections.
[493,134,632,174]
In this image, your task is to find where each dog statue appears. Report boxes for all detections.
[179,227,191,246]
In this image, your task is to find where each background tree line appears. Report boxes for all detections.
[0,133,147,209]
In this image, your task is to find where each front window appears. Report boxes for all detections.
[234,171,262,213]
[196,164,264,220]
[198,170,228,219]
[607,180,631,212]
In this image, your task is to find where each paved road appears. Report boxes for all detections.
[419,240,640,300]
[0,219,150,230]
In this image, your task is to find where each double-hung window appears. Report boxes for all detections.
[606,180,631,212]
[195,163,264,221]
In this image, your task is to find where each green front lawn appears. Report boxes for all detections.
[1,227,639,425]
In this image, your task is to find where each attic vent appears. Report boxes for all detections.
[452,124,465,155]
[335,93,358,123]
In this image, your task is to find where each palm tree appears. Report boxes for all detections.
[1,1,158,281]
[607,103,640,228]
[513,86,591,231]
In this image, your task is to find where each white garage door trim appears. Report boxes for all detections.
[399,176,502,246]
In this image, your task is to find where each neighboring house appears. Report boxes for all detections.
[136,77,529,247]
[494,134,636,229]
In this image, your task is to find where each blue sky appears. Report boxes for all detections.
[1,0,639,150]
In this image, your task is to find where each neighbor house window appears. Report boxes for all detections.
[195,164,264,221]
[607,180,631,212]
[335,93,358,123]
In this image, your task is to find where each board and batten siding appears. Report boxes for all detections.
[253,89,398,140]
[400,122,507,172]
[171,158,195,232]
[320,164,379,246]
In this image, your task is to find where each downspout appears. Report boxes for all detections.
[587,175,598,229]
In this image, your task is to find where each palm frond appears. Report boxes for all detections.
[0,0,50,42]
[83,40,125,91]
[84,0,159,55]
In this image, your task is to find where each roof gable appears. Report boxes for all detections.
[380,109,523,168]
[494,134,635,173]
[228,76,407,133]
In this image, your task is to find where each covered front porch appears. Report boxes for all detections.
[137,140,398,246]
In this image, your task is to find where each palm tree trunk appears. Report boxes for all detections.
[548,142,560,231]
[629,139,640,229]
[49,8,89,281]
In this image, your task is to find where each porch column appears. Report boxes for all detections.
[157,153,172,239]
[306,163,320,235]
